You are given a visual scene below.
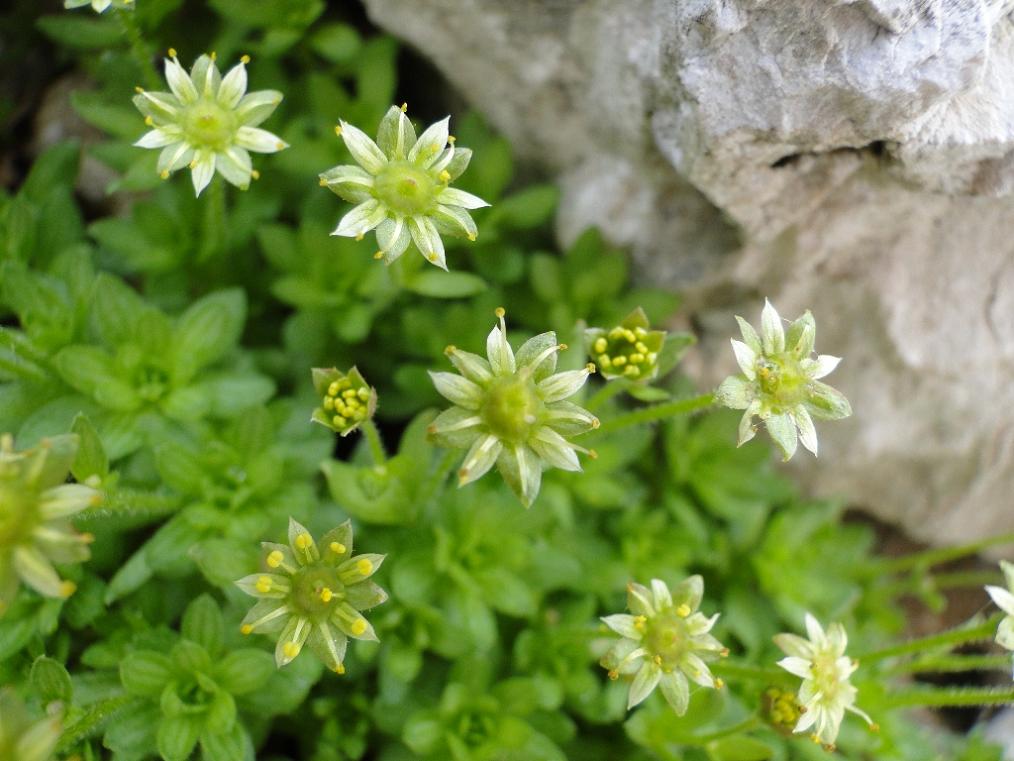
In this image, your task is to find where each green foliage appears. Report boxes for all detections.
[0,2,1005,761]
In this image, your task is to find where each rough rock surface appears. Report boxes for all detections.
[363,0,1014,546]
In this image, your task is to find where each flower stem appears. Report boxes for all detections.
[199,177,227,261]
[361,419,386,466]
[115,10,159,91]
[692,715,763,744]
[855,614,1000,664]
[596,392,714,434]
[883,685,1014,709]
[712,660,794,685]
[419,449,458,519]
[586,379,629,412]
[869,532,1014,575]
[889,653,1011,676]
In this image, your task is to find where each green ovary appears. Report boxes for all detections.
[183,100,237,150]
[374,160,437,215]
[291,565,345,622]
[644,611,691,671]
[480,376,543,444]
[756,355,808,407]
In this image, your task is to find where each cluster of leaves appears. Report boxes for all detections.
[0,1,1006,760]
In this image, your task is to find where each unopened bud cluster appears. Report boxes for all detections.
[311,367,377,436]
[585,308,665,382]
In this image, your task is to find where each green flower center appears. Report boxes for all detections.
[374,160,437,216]
[290,565,345,622]
[183,99,237,150]
[0,485,36,547]
[480,375,543,444]
[755,354,808,409]
[644,610,691,671]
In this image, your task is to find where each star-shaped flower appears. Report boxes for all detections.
[774,613,873,749]
[320,104,489,270]
[64,0,132,12]
[985,560,1014,676]
[0,689,61,761]
[133,50,286,196]
[427,308,599,507]
[236,518,387,674]
[599,576,728,715]
[0,434,100,613]
[715,299,851,460]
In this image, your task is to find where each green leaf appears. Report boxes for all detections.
[157,715,202,761]
[405,270,488,299]
[103,702,160,758]
[154,443,205,494]
[182,595,225,656]
[89,274,150,346]
[71,413,108,481]
[474,567,536,617]
[21,141,80,201]
[120,651,173,697]
[36,15,121,50]
[30,656,73,702]
[54,345,140,412]
[490,185,558,230]
[310,23,361,63]
[172,289,246,380]
[71,91,143,140]
[199,722,248,761]
[655,332,696,377]
[214,650,275,696]
[706,736,775,761]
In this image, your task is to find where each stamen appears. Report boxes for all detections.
[168,47,177,58]
[59,580,76,598]
[320,587,333,603]
[356,558,373,576]
[400,102,408,112]
[240,624,253,635]
[266,550,284,568]
[594,337,607,354]
[295,533,312,550]
[329,541,346,555]
[240,54,251,64]
[282,641,300,659]
[676,604,691,617]
[255,575,273,594]
[350,619,367,636]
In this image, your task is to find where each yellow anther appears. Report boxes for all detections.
[870,723,880,733]
[400,102,408,112]
[494,307,506,318]
[144,115,154,126]
[676,603,691,617]
[332,415,347,428]
[255,575,273,593]
[275,141,285,150]
[335,124,343,136]
[59,580,76,598]
[633,615,647,630]
[439,170,451,182]
[624,329,637,343]
[210,51,217,60]
[427,252,437,262]
[240,54,251,64]
[357,388,370,401]
[188,159,197,169]
[594,337,608,354]
[624,365,640,378]
[295,533,312,550]
[319,178,328,187]
[334,662,346,674]
[444,344,457,355]
[591,418,601,429]
[635,341,648,354]
[319,587,333,603]
[350,618,367,636]
[329,541,346,555]
[373,251,384,259]
[356,558,373,576]
[251,170,260,180]
[588,449,598,459]
[160,170,170,179]
[612,355,626,367]
[342,389,357,399]
[267,550,284,568]
[282,641,300,659]
[586,363,597,373]
[629,353,644,364]
[559,343,569,351]
[607,669,619,681]
[714,678,725,689]
[652,654,663,665]
[598,356,612,369]
[609,327,625,340]
[355,233,364,241]
[168,47,177,58]
[240,624,253,635]
[328,381,340,396]
[448,135,456,144]
[323,396,334,411]
[467,233,476,242]
[135,86,144,93]
[720,648,730,657]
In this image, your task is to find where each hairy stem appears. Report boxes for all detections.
[585,379,629,412]
[889,653,1012,676]
[361,419,387,465]
[713,660,794,685]
[115,10,159,91]
[597,392,714,434]
[855,615,1000,663]
[870,532,1014,575]
[693,715,763,744]
[883,685,1014,709]
[199,177,227,261]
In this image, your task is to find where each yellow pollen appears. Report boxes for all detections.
[635,341,648,353]
[334,662,346,674]
[594,337,607,354]
[599,355,611,368]
[319,178,328,187]
[335,124,343,136]
[714,678,725,689]
[323,396,335,411]
[591,418,601,429]
[612,355,626,367]
[240,624,253,635]
[444,344,457,355]
[676,603,691,617]
[144,116,154,126]
[427,252,437,262]
[282,641,300,659]
[586,363,597,373]
[559,343,569,351]
[330,542,346,555]
[210,51,217,61]
[356,558,373,575]
[188,160,197,169]
[494,307,506,318]
[439,170,451,182]
[624,365,640,377]
[328,381,340,396]
[267,550,284,568]
[59,580,76,598]
[374,251,384,259]
[400,102,408,112]
[633,615,647,630]
[624,329,636,343]
[358,388,370,401]
[160,170,170,179]
[630,353,644,364]
[275,141,285,150]
[241,54,251,64]
[720,648,730,657]
[350,619,367,636]
[467,233,476,242]
[168,47,177,57]
[320,587,333,602]
[251,170,260,180]
[295,534,312,550]
[653,654,662,665]
[332,415,347,428]
[255,575,272,593]
[342,389,357,399]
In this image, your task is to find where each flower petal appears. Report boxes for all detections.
[332,199,386,238]
[537,367,592,404]
[164,56,197,103]
[235,126,287,153]
[287,517,319,564]
[777,655,813,679]
[340,120,388,174]
[737,403,759,446]
[793,405,819,456]
[486,322,515,375]
[515,332,558,382]
[235,90,283,126]
[39,484,97,519]
[601,614,643,640]
[773,632,813,658]
[804,613,826,644]
[529,427,581,472]
[765,411,798,461]
[190,151,216,197]
[650,579,673,611]
[189,54,221,98]
[134,128,182,149]
[627,662,661,709]
[428,371,483,410]
[659,671,690,715]
[407,216,446,269]
[810,354,842,379]
[458,434,502,486]
[730,339,756,380]
[375,216,411,263]
[217,61,247,109]
[760,298,785,353]
[216,146,253,190]
[735,315,762,353]
[319,164,374,203]
[407,116,449,167]
[436,187,490,210]
[987,586,1014,617]
[275,615,311,667]
[376,105,416,160]
[445,347,493,385]
[715,374,752,410]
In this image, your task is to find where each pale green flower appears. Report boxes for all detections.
[427,308,599,507]
[775,613,873,749]
[715,299,851,460]
[600,577,727,714]
[985,560,1014,677]
[0,434,100,613]
[0,689,61,761]
[320,104,489,270]
[133,50,287,197]
[236,518,387,674]
[64,0,132,12]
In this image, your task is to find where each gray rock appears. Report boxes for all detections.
[364,0,1014,545]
